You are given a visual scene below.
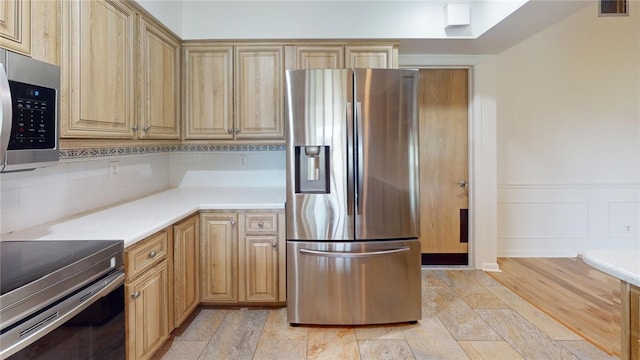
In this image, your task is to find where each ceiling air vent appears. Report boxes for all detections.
[599,0,628,16]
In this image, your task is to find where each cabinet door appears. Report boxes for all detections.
[30,0,58,64]
[240,235,279,302]
[173,215,199,328]
[183,46,234,139]
[0,0,30,55]
[234,45,284,139]
[200,213,238,302]
[126,259,170,360]
[139,18,180,139]
[61,0,136,138]
[294,45,344,69]
[346,45,395,69]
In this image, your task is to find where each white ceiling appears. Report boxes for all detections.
[135,0,593,54]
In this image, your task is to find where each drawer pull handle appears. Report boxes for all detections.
[132,291,141,299]
[258,221,264,228]
[148,251,157,259]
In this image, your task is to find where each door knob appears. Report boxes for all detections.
[458,180,468,188]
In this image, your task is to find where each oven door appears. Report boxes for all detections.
[1,270,125,360]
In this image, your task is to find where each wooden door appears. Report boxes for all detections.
[418,69,469,265]
[241,235,279,302]
[200,213,238,303]
[61,0,136,138]
[139,18,180,139]
[0,0,30,55]
[173,215,199,328]
[183,46,234,140]
[234,45,284,139]
[345,45,394,69]
[126,259,170,360]
[293,45,344,69]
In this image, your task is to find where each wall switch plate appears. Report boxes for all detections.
[109,161,120,179]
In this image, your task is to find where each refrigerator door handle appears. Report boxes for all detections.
[346,102,354,216]
[299,247,410,258]
[355,101,364,215]
[0,64,12,168]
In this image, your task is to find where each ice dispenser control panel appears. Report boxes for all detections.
[8,80,57,150]
[295,146,330,194]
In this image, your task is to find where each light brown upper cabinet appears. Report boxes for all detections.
[346,45,395,69]
[289,45,345,69]
[234,45,284,140]
[61,0,137,138]
[139,18,180,139]
[0,0,30,55]
[286,44,396,70]
[183,45,234,140]
[61,0,180,140]
[184,44,284,141]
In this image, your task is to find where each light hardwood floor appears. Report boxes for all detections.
[155,268,616,360]
[488,257,622,357]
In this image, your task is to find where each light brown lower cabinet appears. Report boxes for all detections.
[124,209,284,359]
[623,282,640,359]
[200,210,286,304]
[173,215,200,327]
[124,229,173,360]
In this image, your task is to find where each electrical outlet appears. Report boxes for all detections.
[109,161,120,179]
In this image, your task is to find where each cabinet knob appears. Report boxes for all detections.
[458,180,468,188]
[148,251,157,258]
[143,126,150,132]
[272,242,278,248]
[231,219,236,227]
[132,125,139,131]
[131,291,141,299]
[234,128,239,134]
[227,128,233,134]
[258,221,264,228]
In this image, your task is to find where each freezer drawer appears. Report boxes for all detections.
[287,239,421,325]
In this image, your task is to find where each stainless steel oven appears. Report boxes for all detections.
[0,240,125,359]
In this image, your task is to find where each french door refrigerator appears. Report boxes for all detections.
[285,68,421,325]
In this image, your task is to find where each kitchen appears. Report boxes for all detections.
[1,0,639,359]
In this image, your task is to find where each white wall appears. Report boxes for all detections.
[496,2,640,256]
[0,154,171,234]
[133,0,526,41]
[169,151,285,188]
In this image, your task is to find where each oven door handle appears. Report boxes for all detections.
[0,270,125,359]
[0,63,12,170]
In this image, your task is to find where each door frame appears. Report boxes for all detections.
[399,55,499,271]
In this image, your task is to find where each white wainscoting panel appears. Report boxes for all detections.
[497,184,640,257]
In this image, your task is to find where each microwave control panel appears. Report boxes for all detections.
[7,80,57,150]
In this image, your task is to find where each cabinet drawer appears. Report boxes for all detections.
[244,213,278,235]
[125,230,169,280]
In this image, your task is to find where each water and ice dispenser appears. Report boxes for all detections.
[295,145,330,194]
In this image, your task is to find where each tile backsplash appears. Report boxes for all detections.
[0,148,285,235]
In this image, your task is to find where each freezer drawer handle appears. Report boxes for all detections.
[299,246,410,258]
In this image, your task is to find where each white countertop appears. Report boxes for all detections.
[0,187,285,247]
[582,249,640,288]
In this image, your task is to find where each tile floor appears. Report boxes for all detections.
[158,270,618,360]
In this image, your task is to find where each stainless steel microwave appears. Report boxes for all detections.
[0,49,60,173]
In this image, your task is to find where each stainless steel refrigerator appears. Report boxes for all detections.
[285,68,422,326]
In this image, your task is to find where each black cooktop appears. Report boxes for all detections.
[0,240,123,295]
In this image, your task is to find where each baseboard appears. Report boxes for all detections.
[482,262,501,272]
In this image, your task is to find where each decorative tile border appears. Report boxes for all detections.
[59,144,286,160]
